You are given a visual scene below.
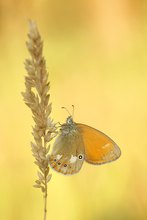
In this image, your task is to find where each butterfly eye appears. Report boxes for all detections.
[58,162,61,165]
[54,159,56,162]
[78,154,83,160]
[64,164,67,167]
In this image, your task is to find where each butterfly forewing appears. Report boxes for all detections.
[77,123,121,165]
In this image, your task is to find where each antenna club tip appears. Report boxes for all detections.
[61,105,75,117]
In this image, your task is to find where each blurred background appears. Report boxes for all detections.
[0,0,147,219]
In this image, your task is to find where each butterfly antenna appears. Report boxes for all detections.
[61,107,71,116]
[72,105,75,119]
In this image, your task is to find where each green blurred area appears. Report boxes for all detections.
[0,0,147,220]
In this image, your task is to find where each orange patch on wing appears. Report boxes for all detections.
[77,123,121,164]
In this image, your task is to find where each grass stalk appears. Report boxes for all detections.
[22,20,56,220]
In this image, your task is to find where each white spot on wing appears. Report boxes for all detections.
[56,154,62,160]
[70,155,77,163]
[102,143,111,149]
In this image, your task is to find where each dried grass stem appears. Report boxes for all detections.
[22,21,56,220]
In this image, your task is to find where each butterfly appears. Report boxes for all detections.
[49,106,121,175]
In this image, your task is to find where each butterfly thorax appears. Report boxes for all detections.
[60,116,78,136]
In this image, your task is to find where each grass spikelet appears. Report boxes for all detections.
[22,20,57,220]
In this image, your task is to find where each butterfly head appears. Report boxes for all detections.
[66,116,74,125]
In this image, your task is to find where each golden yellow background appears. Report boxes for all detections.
[0,0,147,219]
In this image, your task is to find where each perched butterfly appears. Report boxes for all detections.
[49,106,121,175]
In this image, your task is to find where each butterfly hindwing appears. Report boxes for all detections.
[77,123,121,165]
[49,130,85,175]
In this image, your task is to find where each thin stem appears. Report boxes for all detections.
[44,180,47,220]
[43,137,48,220]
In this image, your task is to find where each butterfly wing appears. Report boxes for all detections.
[77,123,121,165]
[49,130,85,175]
